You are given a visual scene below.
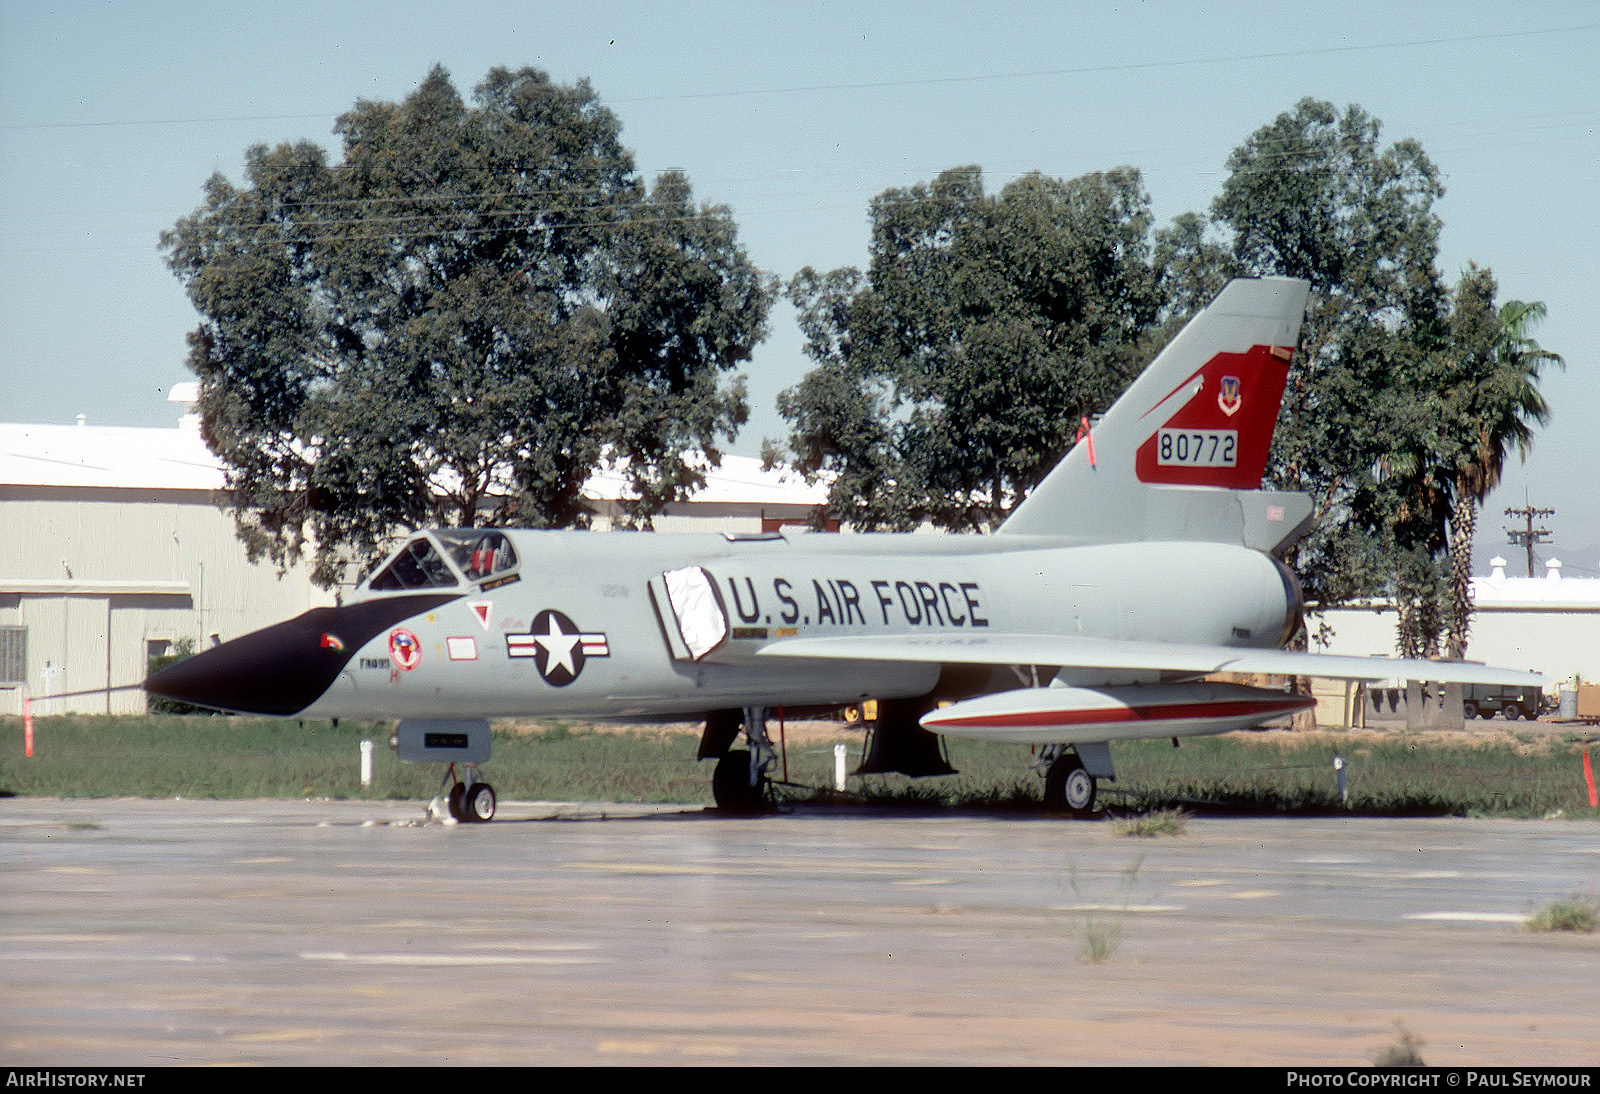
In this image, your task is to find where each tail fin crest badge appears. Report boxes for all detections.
[1217,375,1242,417]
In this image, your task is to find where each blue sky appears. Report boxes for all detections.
[2,1,1596,567]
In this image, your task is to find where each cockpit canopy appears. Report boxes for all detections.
[365,529,518,592]
[434,529,517,582]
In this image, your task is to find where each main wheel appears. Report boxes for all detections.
[462,782,496,822]
[447,782,466,821]
[1043,753,1097,816]
[712,749,769,813]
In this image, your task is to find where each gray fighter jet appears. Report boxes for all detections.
[145,277,1541,820]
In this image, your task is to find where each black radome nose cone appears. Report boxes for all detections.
[143,593,460,715]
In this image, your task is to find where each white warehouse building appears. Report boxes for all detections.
[1317,557,1600,692]
[0,395,828,715]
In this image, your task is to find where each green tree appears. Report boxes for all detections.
[1202,98,1452,623]
[1150,210,1238,342]
[163,66,775,584]
[777,165,1162,531]
[1432,270,1562,658]
[1197,101,1562,661]
[1322,269,1561,660]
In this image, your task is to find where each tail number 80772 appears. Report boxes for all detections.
[1157,429,1237,468]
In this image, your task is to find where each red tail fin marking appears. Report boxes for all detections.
[1133,344,1295,489]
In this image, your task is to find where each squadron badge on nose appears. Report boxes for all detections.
[389,628,422,672]
[506,610,610,686]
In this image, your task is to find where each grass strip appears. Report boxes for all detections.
[2,715,1597,818]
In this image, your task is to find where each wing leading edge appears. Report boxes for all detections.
[756,633,1544,688]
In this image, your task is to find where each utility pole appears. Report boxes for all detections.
[1504,505,1555,578]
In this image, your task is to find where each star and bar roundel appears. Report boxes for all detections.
[505,610,610,686]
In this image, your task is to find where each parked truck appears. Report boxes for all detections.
[1462,683,1546,721]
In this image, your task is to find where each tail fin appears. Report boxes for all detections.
[998,276,1312,550]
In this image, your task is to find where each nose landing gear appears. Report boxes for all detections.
[435,762,496,823]
[394,719,497,823]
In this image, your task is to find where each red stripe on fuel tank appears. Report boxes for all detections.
[928,696,1313,730]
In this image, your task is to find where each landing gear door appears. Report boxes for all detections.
[394,718,491,764]
[648,566,729,662]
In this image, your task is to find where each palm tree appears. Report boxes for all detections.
[1443,286,1563,660]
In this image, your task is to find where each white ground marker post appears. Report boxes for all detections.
[360,739,374,787]
[833,742,847,791]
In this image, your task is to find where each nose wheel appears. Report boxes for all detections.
[460,781,496,822]
[437,764,496,823]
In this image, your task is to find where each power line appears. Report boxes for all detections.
[1,112,336,133]
[4,24,1595,132]
[1504,504,1556,578]
[610,25,1600,105]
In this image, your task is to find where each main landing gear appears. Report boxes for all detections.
[700,707,776,814]
[694,708,1113,820]
[712,748,770,813]
[1037,743,1109,817]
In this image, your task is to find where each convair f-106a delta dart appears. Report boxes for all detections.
[145,277,1542,820]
